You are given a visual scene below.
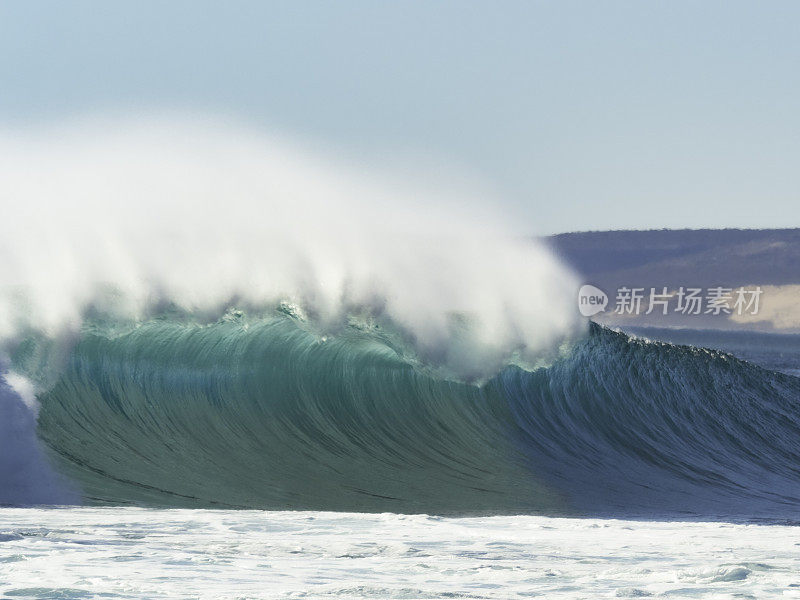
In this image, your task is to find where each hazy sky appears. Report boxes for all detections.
[2,1,798,234]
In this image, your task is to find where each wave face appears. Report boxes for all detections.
[29,319,800,519]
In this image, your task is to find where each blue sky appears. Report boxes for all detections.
[2,1,798,234]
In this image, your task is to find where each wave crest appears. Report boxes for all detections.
[0,116,582,380]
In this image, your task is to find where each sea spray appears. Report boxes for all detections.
[0,115,584,505]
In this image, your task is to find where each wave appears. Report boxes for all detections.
[2,117,799,519]
[22,317,800,519]
[0,116,582,506]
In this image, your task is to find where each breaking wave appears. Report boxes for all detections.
[0,116,581,506]
[3,117,799,519]
[24,319,800,519]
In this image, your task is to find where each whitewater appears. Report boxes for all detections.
[2,117,800,599]
[4,508,800,599]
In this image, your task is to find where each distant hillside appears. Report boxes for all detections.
[545,229,800,288]
[543,229,800,332]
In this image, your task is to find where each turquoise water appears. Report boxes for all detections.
[9,315,798,520]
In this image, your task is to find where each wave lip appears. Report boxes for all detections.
[0,117,581,380]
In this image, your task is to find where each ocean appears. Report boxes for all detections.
[3,508,800,599]
[2,123,799,599]
[2,320,800,599]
